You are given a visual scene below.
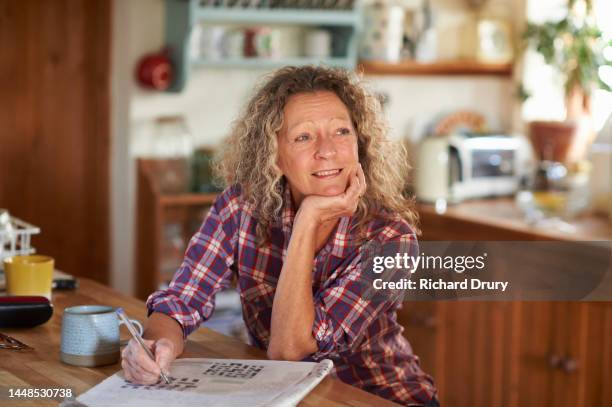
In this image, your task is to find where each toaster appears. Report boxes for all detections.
[415,132,530,203]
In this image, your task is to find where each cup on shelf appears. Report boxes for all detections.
[254,27,282,59]
[221,28,246,58]
[360,2,405,62]
[304,29,332,58]
[244,28,258,57]
[276,26,305,58]
[199,26,227,60]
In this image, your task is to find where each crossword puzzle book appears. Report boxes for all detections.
[76,358,334,407]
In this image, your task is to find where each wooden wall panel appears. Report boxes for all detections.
[0,0,111,283]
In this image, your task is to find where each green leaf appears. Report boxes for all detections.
[516,83,532,102]
[522,6,610,96]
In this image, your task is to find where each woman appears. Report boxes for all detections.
[122,66,438,406]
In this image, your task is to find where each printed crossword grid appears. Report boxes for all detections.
[122,361,265,391]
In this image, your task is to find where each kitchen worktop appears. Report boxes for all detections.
[417,198,612,241]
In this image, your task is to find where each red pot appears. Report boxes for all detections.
[528,120,577,163]
[136,50,173,91]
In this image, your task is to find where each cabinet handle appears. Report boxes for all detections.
[548,354,562,369]
[548,354,579,373]
[561,357,578,374]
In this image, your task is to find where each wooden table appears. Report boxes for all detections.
[0,279,398,406]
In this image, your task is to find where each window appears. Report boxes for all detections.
[522,0,612,131]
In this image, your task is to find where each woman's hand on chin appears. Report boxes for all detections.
[296,163,367,225]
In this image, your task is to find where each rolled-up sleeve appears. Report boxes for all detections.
[310,232,417,360]
[146,187,239,338]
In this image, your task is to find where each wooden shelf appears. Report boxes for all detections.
[359,60,513,77]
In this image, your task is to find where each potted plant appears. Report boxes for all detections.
[521,0,611,164]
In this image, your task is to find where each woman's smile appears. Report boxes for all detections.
[312,168,343,179]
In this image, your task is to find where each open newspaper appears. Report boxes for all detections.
[75,358,334,407]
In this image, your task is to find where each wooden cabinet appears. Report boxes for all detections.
[400,301,612,406]
[398,202,612,406]
[582,303,612,406]
[136,159,217,300]
[512,302,582,407]
[513,302,612,407]
[400,302,513,407]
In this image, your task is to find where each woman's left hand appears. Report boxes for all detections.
[296,163,367,226]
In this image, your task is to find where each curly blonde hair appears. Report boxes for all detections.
[214,65,418,244]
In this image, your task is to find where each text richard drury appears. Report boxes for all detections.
[370,253,509,293]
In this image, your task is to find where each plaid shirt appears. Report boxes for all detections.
[147,184,437,405]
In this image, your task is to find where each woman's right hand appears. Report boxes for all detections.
[297,163,367,226]
[121,337,176,384]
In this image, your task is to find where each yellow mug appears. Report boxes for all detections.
[3,255,54,299]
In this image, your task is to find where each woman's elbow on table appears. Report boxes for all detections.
[267,338,318,361]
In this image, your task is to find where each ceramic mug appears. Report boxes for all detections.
[3,255,54,300]
[304,29,332,58]
[360,3,405,62]
[60,305,143,367]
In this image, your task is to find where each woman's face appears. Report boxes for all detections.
[277,90,359,207]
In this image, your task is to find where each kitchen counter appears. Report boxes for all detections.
[417,198,612,241]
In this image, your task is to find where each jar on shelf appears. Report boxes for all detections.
[152,115,193,157]
[151,115,194,194]
[359,1,406,62]
[192,148,223,193]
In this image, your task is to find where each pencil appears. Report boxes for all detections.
[116,308,171,384]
